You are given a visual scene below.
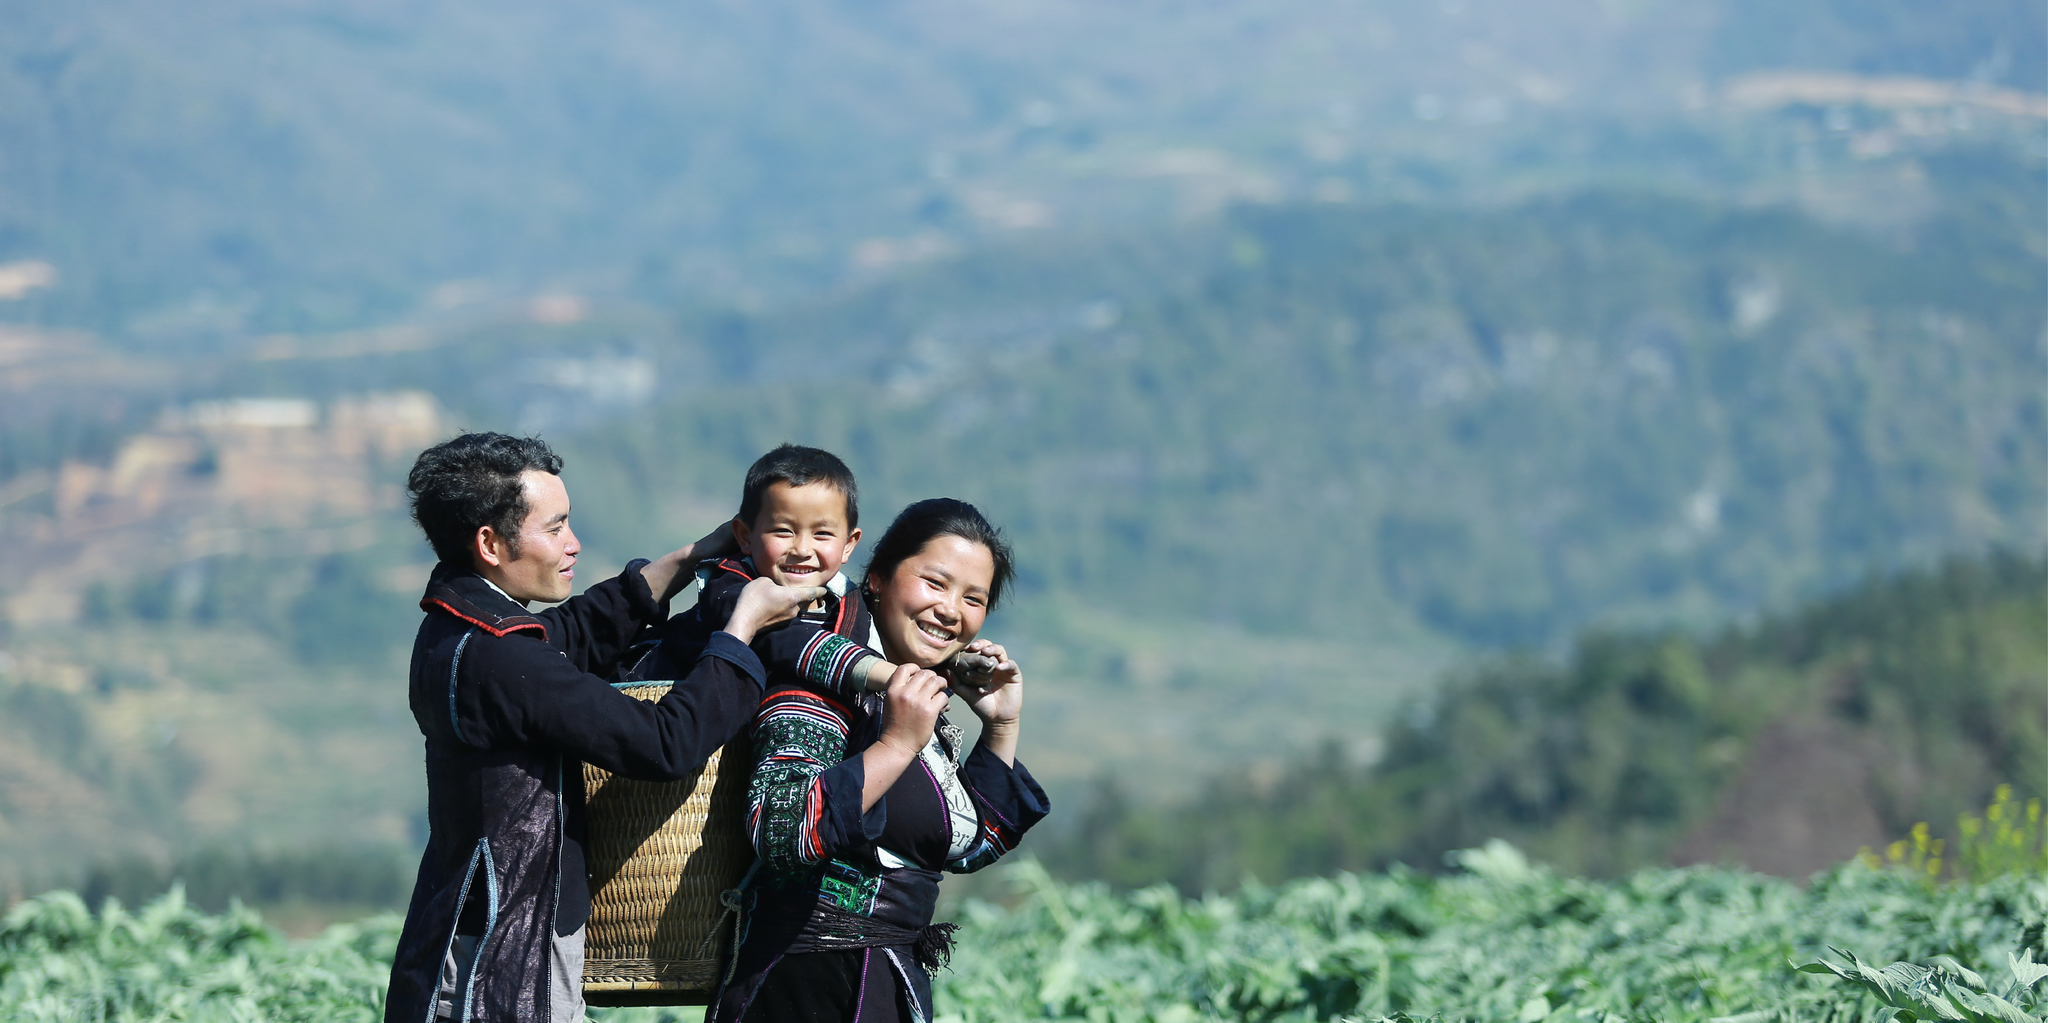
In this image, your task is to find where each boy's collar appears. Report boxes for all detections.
[712,556,848,595]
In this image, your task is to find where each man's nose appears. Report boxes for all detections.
[562,526,580,556]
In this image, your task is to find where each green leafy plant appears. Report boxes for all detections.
[7,852,2046,1022]
[1798,947,2048,1023]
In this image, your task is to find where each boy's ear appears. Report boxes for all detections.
[842,525,862,558]
[730,515,754,557]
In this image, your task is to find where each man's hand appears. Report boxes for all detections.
[641,521,741,602]
[722,576,828,645]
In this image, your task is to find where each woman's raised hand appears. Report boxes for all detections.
[955,639,1022,765]
[878,662,950,757]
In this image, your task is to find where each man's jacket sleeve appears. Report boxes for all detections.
[452,626,770,782]
[536,559,665,676]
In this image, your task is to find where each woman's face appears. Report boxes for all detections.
[870,534,996,668]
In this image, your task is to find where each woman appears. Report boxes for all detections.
[710,498,1049,1023]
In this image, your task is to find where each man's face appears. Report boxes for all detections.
[485,470,579,604]
[733,481,860,591]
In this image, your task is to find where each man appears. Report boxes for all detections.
[385,432,823,1023]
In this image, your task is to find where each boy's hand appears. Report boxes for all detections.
[723,577,828,644]
[877,663,949,758]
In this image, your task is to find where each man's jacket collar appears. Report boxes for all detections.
[420,562,549,640]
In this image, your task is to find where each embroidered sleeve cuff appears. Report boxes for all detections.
[798,632,884,697]
[702,632,767,690]
[961,744,1051,838]
[817,757,887,853]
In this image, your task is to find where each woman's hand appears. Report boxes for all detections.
[862,664,950,811]
[955,639,1022,765]
[880,663,950,755]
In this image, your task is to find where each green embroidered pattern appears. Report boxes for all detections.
[750,689,855,879]
[818,859,881,915]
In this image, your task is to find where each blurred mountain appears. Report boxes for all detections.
[0,0,2040,333]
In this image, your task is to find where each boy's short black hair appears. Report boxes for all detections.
[407,432,563,564]
[738,444,860,529]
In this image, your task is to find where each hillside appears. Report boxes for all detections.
[0,163,2042,905]
[1048,552,2048,890]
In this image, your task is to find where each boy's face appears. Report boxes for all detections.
[733,481,861,590]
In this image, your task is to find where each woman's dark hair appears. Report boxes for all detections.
[863,498,1016,608]
[407,432,563,564]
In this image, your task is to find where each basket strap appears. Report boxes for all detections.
[707,859,763,989]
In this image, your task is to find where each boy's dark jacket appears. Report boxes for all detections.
[385,560,766,1023]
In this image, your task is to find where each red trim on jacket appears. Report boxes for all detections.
[420,597,549,640]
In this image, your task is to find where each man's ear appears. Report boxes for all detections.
[730,516,754,558]
[473,524,509,569]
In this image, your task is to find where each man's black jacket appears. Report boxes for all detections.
[384,560,765,1023]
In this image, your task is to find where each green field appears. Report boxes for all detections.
[4,852,2044,1022]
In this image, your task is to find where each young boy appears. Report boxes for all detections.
[628,444,896,696]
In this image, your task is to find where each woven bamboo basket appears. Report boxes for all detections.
[582,681,753,1007]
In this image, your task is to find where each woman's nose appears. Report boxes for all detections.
[932,596,960,624]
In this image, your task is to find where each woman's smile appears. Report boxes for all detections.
[871,534,993,668]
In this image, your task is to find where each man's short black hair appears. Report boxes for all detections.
[408,433,564,565]
[738,444,859,530]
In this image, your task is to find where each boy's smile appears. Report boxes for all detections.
[733,480,860,598]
